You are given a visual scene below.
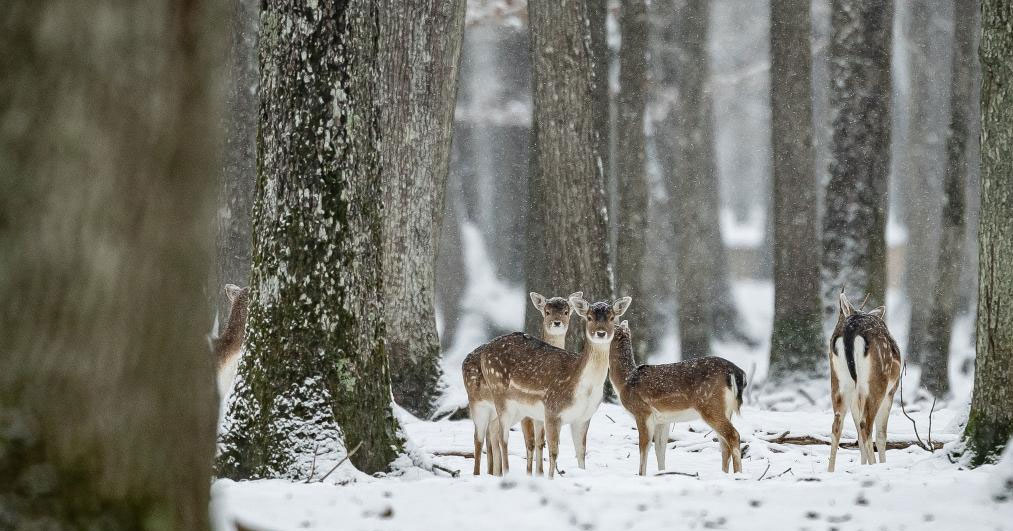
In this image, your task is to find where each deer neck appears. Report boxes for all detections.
[217,300,249,358]
[608,334,637,394]
[577,335,611,384]
[542,328,566,350]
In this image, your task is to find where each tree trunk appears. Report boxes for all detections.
[964,0,1013,466]
[217,1,403,479]
[525,0,614,352]
[0,1,222,528]
[821,0,892,318]
[589,0,610,179]
[615,0,650,363]
[379,0,466,419]
[768,0,823,378]
[437,145,467,350]
[921,0,979,398]
[215,0,258,322]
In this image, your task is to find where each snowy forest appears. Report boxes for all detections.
[2,0,1013,530]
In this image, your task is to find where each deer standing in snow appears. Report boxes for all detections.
[481,296,631,478]
[609,320,746,475]
[212,284,249,399]
[827,290,902,472]
[461,291,581,475]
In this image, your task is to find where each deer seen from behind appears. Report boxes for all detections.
[609,320,746,475]
[827,290,902,472]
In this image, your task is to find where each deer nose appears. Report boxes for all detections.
[595,330,607,338]
[552,321,562,327]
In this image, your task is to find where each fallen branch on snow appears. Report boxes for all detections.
[759,433,943,451]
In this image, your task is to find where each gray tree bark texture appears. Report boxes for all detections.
[589,0,610,179]
[768,0,823,378]
[964,0,1013,466]
[650,0,747,359]
[821,0,892,319]
[615,0,651,363]
[0,1,223,528]
[921,0,979,398]
[379,0,466,419]
[215,0,258,322]
[525,0,614,352]
[217,0,404,478]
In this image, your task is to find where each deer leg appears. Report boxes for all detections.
[534,421,545,476]
[521,417,535,475]
[702,412,741,473]
[653,423,669,471]
[471,405,491,476]
[851,400,869,465]
[828,411,844,472]
[863,393,883,464]
[635,417,654,476]
[875,389,896,463]
[545,417,562,480]
[570,419,591,469]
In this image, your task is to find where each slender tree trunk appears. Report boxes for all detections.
[215,0,258,321]
[525,0,614,352]
[921,0,979,398]
[964,0,1013,466]
[217,1,403,478]
[768,0,823,378]
[0,1,222,527]
[822,0,892,318]
[379,0,465,419]
[437,147,467,350]
[615,0,650,362]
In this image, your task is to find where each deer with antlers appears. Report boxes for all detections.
[461,291,582,475]
[609,320,746,475]
[827,290,902,472]
[480,295,631,478]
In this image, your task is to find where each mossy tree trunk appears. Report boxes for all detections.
[524,0,614,352]
[0,1,223,528]
[379,0,466,419]
[964,0,1013,466]
[768,0,823,379]
[217,0,403,479]
[821,0,892,318]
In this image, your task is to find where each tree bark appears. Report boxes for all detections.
[615,0,650,363]
[525,0,614,352]
[965,0,1013,466]
[768,0,823,378]
[822,0,892,318]
[0,1,222,528]
[379,0,466,419]
[589,0,610,179]
[921,0,979,398]
[217,0,403,479]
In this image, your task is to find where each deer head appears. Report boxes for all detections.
[838,289,886,321]
[530,291,582,339]
[571,295,632,345]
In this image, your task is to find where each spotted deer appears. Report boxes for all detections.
[482,296,631,478]
[828,291,902,472]
[609,320,746,475]
[212,284,250,399]
[461,291,582,475]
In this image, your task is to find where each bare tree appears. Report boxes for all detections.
[217,1,403,478]
[768,0,823,378]
[964,0,1013,466]
[822,0,892,317]
[380,0,466,419]
[0,1,223,527]
[525,0,614,351]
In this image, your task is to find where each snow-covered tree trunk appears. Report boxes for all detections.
[615,0,650,363]
[215,0,258,321]
[921,0,979,398]
[217,0,403,478]
[0,1,223,527]
[821,0,892,318]
[768,0,823,378]
[524,0,614,351]
[964,0,1013,466]
[379,0,465,419]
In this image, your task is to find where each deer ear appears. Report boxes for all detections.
[613,296,632,318]
[839,290,854,318]
[570,295,590,318]
[566,292,583,313]
[225,284,244,303]
[529,292,547,313]
[868,306,886,320]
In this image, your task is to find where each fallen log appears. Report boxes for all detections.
[760,433,944,451]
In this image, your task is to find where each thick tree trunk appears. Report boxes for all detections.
[215,0,258,321]
[379,0,466,419]
[589,0,610,178]
[768,0,823,378]
[217,1,403,478]
[822,0,892,319]
[921,0,979,398]
[525,0,614,352]
[965,0,1013,466]
[0,1,222,528]
[615,0,650,363]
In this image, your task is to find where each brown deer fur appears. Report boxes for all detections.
[213,284,250,398]
[609,321,746,475]
[827,291,902,472]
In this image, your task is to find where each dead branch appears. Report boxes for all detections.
[757,460,772,480]
[315,441,363,483]
[762,467,793,480]
[432,450,474,458]
[797,388,816,406]
[759,434,942,451]
[899,363,936,452]
[655,471,700,478]
[431,463,460,478]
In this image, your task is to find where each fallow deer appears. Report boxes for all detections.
[827,290,902,472]
[481,295,632,478]
[212,284,249,399]
[609,320,746,475]
[461,291,582,475]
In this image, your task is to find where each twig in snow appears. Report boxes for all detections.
[605,414,616,423]
[762,467,793,480]
[757,460,772,481]
[797,388,816,406]
[432,450,474,458]
[316,441,363,483]
[899,363,935,452]
[655,471,700,478]
[758,434,942,450]
[431,463,460,478]
[304,442,321,483]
